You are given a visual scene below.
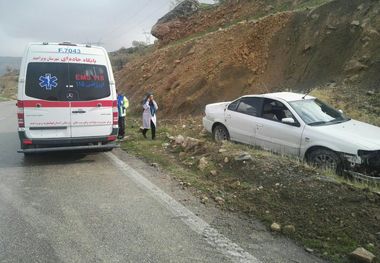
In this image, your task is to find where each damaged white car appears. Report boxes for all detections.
[202,92,380,178]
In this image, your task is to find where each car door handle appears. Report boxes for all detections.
[256,124,263,128]
[72,110,86,114]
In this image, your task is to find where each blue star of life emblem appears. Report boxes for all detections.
[39,73,58,90]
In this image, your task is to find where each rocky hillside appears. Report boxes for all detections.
[115,0,380,118]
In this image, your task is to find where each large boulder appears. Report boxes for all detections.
[151,0,200,40]
[350,247,376,263]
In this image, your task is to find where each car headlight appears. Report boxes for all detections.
[343,153,361,164]
[358,150,380,166]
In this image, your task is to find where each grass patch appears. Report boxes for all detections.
[121,120,217,193]
[295,0,332,10]
[167,26,220,48]
[323,169,380,193]
[199,3,215,10]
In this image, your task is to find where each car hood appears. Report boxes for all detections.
[312,119,380,150]
[206,101,230,109]
[205,101,230,115]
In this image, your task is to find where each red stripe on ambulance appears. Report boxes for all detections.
[21,100,113,108]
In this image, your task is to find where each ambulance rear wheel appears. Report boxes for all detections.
[21,144,33,157]
[103,148,113,152]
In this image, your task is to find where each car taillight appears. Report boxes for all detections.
[17,100,25,128]
[107,135,117,141]
[23,139,33,145]
[112,100,118,126]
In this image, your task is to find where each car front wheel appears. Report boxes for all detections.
[213,124,229,142]
[307,148,341,172]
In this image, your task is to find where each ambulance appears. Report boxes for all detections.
[17,42,118,154]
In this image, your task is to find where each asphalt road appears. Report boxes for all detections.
[0,100,325,263]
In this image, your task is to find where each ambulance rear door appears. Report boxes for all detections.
[23,60,71,139]
[67,48,114,138]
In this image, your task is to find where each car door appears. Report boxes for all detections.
[254,98,304,156]
[24,62,72,139]
[69,63,113,137]
[224,97,262,144]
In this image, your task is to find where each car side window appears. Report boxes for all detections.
[236,97,262,116]
[227,99,240,111]
[261,99,297,123]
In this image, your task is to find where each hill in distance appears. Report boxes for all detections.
[0,57,21,76]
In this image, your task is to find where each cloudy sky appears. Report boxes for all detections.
[0,0,214,57]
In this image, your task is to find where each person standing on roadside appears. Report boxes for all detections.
[141,93,158,140]
[117,89,129,139]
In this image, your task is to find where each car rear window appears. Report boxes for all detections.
[25,62,110,101]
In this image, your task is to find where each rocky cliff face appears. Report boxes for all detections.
[151,0,200,43]
[116,0,380,116]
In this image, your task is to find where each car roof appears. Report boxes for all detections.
[242,92,315,102]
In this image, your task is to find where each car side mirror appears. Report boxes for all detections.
[338,109,343,114]
[282,117,295,124]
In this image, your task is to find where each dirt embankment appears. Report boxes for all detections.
[0,71,18,100]
[115,0,380,117]
[152,0,327,45]
[117,11,292,114]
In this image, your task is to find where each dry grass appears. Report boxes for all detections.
[0,73,18,100]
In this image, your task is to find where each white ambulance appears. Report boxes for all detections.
[17,42,118,154]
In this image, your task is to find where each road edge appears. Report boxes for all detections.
[106,151,260,263]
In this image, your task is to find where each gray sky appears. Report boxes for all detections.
[0,0,214,57]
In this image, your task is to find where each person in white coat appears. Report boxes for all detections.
[141,93,158,139]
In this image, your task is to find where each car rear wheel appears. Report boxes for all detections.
[213,124,229,142]
[307,148,341,172]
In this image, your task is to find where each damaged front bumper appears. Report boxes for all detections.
[342,150,380,182]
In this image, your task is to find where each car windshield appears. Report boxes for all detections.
[289,99,350,126]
